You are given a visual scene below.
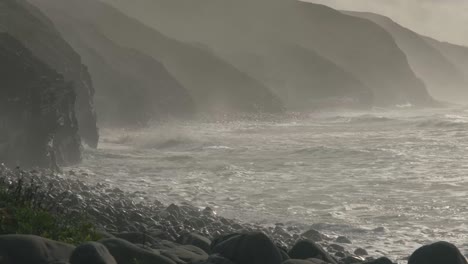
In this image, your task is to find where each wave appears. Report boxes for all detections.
[415,115,468,129]
[348,114,396,124]
[293,145,371,157]
[100,125,201,150]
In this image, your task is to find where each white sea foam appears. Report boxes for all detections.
[76,107,468,262]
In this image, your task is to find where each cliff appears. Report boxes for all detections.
[32,2,195,126]
[101,0,434,108]
[349,11,468,103]
[0,33,81,167]
[32,0,283,115]
[1,0,98,147]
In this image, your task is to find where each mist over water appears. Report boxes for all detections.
[74,107,468,261]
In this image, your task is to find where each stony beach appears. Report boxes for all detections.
[0,165,466,264]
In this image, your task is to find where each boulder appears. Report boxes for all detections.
[408,241,467,264]
[154,240,209,263]
[99,238,175,264]
[0,234,75,264]
[197,254,236,264]
[70,242,116,264]
[211,232,283,264]
[363,257,394,264]
[288,240,337,264]
[177,232,211,253]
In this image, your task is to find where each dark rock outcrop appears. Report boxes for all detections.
[0,234,75,264]
[349,12,468,103]
[408,241,467,264]
[32,0,283,116]
[1,0,98,147]
[103,0,433,108]
[0,33,81,167]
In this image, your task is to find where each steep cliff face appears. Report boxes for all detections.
[349,12,468,103]
[0,33,81,168]
[32,0,283,116]
[29,3,195,126]
[102,0,433,108]
[1,0,98,147]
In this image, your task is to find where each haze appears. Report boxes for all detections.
[307,0,468,46]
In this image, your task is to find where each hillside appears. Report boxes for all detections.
[27,4,195,126]
[349,11,468,103]
[32,0,284,115]
[101,0,434,107]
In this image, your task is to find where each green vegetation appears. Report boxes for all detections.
[0,168,102,245]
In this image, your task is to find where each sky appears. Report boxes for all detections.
[306,0,468,46]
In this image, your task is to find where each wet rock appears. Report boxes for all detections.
[301,229,324,242]
[159,242,209,263]
[334,251,346,258]
[328,244,345,252]
[99,238,175,264]
[176,232,212,253]
[198,254,236,264]
[336,236,352,244]
[212,232,283,264]
[289,240,337,264]
[363,257,394,264]
[0,234,75,264]
[113,232,159,246]
[70,242,116,264]
[408,241,467,264]
[341,255,366,263]
[354,248,368,256]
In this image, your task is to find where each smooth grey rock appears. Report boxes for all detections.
[0,234,75,264]
[176,232,211,253]
[99,238,175,264]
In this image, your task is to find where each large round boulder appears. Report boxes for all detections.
[211,232,283,264]
[408,241,467,264]
[0,234,75,264]
[99,238,175,264]
[70,242,116,264]
[288,240,337,264]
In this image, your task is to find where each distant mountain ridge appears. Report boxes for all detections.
[32,0,284,117]
[29,3,195,126]
[101,0,434,108]
[348,11,468,103]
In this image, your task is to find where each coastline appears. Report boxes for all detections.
[0,165,466,264]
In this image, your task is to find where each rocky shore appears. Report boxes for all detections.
[0,165,465,264]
